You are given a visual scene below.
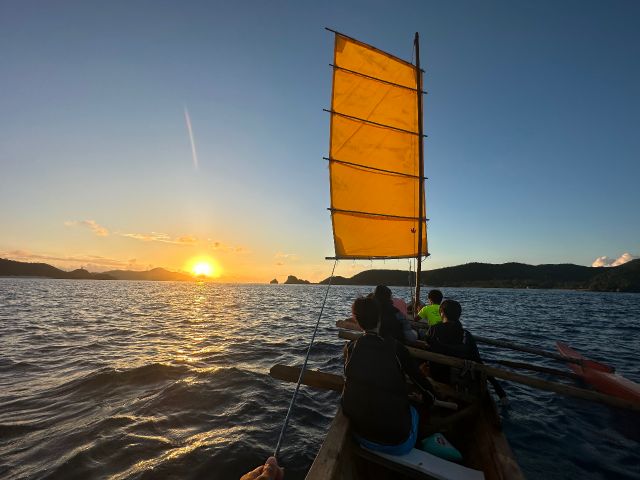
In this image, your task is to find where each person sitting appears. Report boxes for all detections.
[342,297,435,455]
[424,299,464,381]
[416,289,443,326]
[374,285,418,343]
[425,300,507,401]
[392,296,409,318]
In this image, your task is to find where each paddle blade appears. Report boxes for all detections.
[582,359,615,373]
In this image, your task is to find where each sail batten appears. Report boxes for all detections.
[325,157,427,180]
[326,109,424,137]
[328,32,427,260]
[329,208,427,221]
[331,64,424,93]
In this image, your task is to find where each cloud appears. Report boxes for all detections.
[64,220,109,236]
[592,252,638,267]
[176,235,198,244]
[121,232,198,245]
[275,252,299,261]
[206,240,250,254]
[120,233,250,254]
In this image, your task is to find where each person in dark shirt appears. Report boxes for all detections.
[426,299,507,401]
[424,299,464,382]
[342,296,434,454]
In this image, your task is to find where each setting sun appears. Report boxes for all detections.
[193,262,212,277]
[186,257,222,279]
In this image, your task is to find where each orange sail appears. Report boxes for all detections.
[328,32,427,259]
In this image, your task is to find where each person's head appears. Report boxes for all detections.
[373,285,392,305]
[439,299,461,323]
[427,289,443,305]
[352,296,380,331]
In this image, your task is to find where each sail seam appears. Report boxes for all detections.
[324,109,427,137]
[324,157,427,180]
[330,64,426,94]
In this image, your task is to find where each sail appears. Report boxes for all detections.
[328,32,428,259]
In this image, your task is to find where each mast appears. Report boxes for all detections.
[414,32,425,309]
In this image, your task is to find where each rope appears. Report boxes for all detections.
[273,259,338,459]
[408,259,415,308]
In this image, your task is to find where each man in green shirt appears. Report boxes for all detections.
[416,289,443,326]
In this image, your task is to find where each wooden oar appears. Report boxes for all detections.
[339,319,614,373]
[473,335,614,373]
[494,360,582,381]
[412,319,613,372]
[337,330,640,412]
[269,364,459,410]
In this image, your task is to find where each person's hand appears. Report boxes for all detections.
[408,391,423,403]
[240,457,284,480]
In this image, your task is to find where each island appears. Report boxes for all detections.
[269,278,279,284]
[283,275,311,285]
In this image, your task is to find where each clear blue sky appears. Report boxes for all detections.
[1,1,638,281]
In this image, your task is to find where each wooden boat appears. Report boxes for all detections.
[271,29,525,479]
[307,387,523,479]
[271,363,524,480]
[556,342,640,403]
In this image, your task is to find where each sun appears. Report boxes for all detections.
[193,262,212,277]
[187,257,222,279]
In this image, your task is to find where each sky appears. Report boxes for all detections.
[1,0,639,282]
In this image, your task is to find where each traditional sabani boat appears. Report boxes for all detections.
[271,29,525,480]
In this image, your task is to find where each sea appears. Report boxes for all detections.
[0,278,639,480]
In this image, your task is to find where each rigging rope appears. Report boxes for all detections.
[273,259,339,459]
[408,259,415,308]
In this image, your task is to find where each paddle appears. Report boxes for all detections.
[269,364,459,411]
[472,335,614,373]
[494,360,582,381]
[337,330,640,412]
[340,318,615,373]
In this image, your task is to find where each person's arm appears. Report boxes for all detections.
[416,305,428,320]
[343,340,355,374]
[398,312,418,342]
[395,342,435,405]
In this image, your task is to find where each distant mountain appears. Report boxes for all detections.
[0,258,114,280]
[0,258,193,282]
[588,259,640,292]
[104,268,193,281]
[318,260,640,293]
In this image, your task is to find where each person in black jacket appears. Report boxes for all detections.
[426,299,507,402]
[342,296,435,455]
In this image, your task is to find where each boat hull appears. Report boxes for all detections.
[306,391,523,480]
[556,342,640,403]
